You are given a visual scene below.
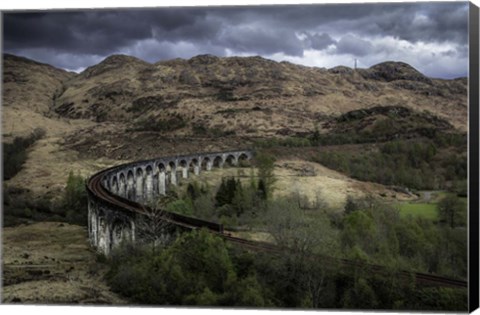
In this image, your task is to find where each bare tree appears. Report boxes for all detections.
[136,204,174,253]
[304,263,329,308]
[265,194,339,308]
[266,197,337,254]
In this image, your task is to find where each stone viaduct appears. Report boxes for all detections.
[87,150,253,256]
[85,149,468,289]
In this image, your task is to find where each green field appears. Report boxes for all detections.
[399,203,438,220]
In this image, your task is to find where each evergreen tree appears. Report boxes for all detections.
[255,151,276,199]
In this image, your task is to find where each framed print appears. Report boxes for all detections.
[2,0,479,313]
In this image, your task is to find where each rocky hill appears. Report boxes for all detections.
[48,54,467,137]
[1,53,468,187]
[2,54,85,140]
[3,54,74,114]
[2,53,467,142]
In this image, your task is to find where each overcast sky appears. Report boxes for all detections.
[2,2,470,78]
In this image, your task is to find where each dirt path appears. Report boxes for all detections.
[2,222,126,305]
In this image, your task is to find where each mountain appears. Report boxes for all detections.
[2,54,80,139]
[3,54,74,113]
[49,54,466,137]
[2,53,467,143]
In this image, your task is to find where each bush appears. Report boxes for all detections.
[191,123,236,138]
[437,194,466,228]
[166,199,194,216]
[106,229,269,306]
[312,138,466,191]
[129,114,187,132]
[3,128,46,180]
[255,151,276,199]
[63,171,88,225]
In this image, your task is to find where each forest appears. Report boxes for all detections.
[104,151,468,311]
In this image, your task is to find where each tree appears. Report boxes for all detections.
[166,199,194,216]
[303,262,332,308]
[107,229,269,306]
[193,194,216,220]
[344,196,358,215]
[64,171,88,225]
[255,151,276,199]
[169,229,237,301]
[257,179,267,200]
[341,210,376,257]
[137,206,173,253]
[342,277,379,309]
[215,177,239,207]
[438,195,465,228]
[3,128,46,180]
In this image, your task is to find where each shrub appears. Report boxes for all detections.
[129,114,187,132]
[166,199,194,216]
[3,128,46,180]
[63,171,88,225]
[312,138,466,191]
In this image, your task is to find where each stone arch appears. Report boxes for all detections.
[103,179,110,190]
[213,155,224,168]
[179,159,189,179]
[136,168,144,200]
[110,219,132,249]
[190,158,200,175]
[146,165,153,175]
[157,163,166,195]
[127,170,135,200]
[111,176,119,194]
[201,157,212,171]
[145,165,153,200]
[118,173,126,197]
[87,200,95,245]
[239,153,249,161]
[168,161,177,185]
[225,154,237,166]
[157,163,166,172]
[98,215,109,255]
[90,208,98,246]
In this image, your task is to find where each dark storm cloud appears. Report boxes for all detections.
[335,35,373,57]
[306,33,336,51]
[4,9,207,54]
[2,2,469,77]
[218,26,304,56]
[370,2,469,43]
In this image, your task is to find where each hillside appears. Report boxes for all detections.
[2,222,126,304]
[1,53,468,199]
[52,54,467,138]
[2,53,467,142]
[3,54,74,113]
[2,54,93,141]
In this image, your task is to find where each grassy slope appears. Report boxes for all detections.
[2,222,126,304]
[399,203,438,220]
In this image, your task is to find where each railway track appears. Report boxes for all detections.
[87,167,468,289]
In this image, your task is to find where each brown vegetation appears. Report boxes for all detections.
[2,222,126,304]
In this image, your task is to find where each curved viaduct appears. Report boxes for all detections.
[87,150,253,255]
[86,149,467,289]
